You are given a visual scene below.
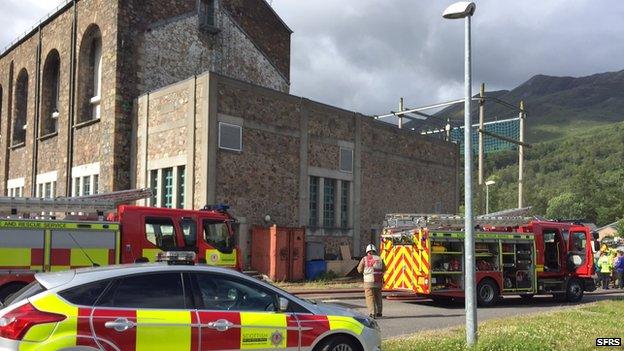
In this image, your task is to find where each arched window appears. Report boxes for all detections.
[41,50,61,135]
[77,25,102,123]
[12,69,28,145]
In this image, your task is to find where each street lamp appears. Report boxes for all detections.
[443,1,477,347]
[485,180,496,214]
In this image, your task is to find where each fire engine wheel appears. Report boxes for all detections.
[315,335,361,351]
[0,282,28,303]
[566,279,584,302]
[476,279,499,307]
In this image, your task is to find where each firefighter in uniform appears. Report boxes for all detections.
[357,244,385,318]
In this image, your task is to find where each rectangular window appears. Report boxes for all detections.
[36,172,58,199]
[149,170,159,207]
[341,181,350,228]
[74,179,80,197]
[8,178,25,198]
[323,179,336,228]
[82,176,91,196]
[163,168,174,209]
[309,176,319,228]
[149,165,187,209]
[44,183,52,199]
[218,122,242,152]
[145,217,177,251]
[340,148,354,173]
[199,0,216,28]
[71,163,100,197]
[178,166,186,209]
[93,175,99,195]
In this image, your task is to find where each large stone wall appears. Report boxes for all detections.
[221,0,291,81]
[135,72,459,260]
[215,78,301,226]
[136,4,289,94]
[359,120,459,252]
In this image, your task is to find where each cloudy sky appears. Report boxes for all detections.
[2,0,623,116]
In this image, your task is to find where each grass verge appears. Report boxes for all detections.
[383,299,624,351]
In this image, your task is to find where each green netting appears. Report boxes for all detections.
[423,118,520,154]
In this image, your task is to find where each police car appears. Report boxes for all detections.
[0,252,381,351]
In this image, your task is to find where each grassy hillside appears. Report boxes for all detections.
[481,122,624,225]
[407,70,624,142]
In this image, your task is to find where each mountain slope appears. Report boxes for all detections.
[483,122,624,226]
[408,70,624,142]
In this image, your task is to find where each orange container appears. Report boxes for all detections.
[251,225,305,282]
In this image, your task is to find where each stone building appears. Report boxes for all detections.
[133,71,459,259]
[0,0,459,259]
[0,0,290,199]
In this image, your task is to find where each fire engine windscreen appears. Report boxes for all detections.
[203,221,234,253]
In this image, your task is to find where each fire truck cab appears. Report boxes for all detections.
[117,204,240,268]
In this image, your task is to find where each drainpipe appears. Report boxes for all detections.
[31,27,42,196]
[65,0,78,196]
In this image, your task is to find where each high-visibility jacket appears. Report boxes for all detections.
[359,254,384,288]
[598,254,612,274]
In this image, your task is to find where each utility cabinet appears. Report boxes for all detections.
[251,225,305,282]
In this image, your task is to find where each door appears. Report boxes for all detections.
[542,229,564,274]
[142,217,179,261]
[568,226,593,276]
[91,272,198,351]
[192,272,298,350]
[200,219,237,267]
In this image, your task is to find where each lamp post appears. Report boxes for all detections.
[485,180,496,214]
[443,1,477,347]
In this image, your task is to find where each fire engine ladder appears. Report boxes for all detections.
[385,208,534,230]
[0,188,153,215]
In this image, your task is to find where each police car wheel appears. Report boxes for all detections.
[316,335,360,351]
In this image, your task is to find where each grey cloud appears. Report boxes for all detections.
[3,0,623,118]
[274,0,624,116]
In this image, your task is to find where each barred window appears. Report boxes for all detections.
[323,179,336,228]
[149,165,187,209]
[341,181,350,228]
[309,177,319,228]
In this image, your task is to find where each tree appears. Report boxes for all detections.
[546,192,587,220]
[615,218,624,237]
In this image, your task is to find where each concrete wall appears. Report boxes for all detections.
[136,72,459,259]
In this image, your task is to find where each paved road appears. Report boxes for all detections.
[312,291,624,339]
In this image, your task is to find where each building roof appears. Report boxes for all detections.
[597,221,619,232]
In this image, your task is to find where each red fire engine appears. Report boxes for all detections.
[0,189,240,301]
[381,214,596,306]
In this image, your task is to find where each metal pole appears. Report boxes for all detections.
[399,97,404,129]
[518,100,525,208]
[485,184,489,214]
[478,83,485,186]
[464,15,477,347]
